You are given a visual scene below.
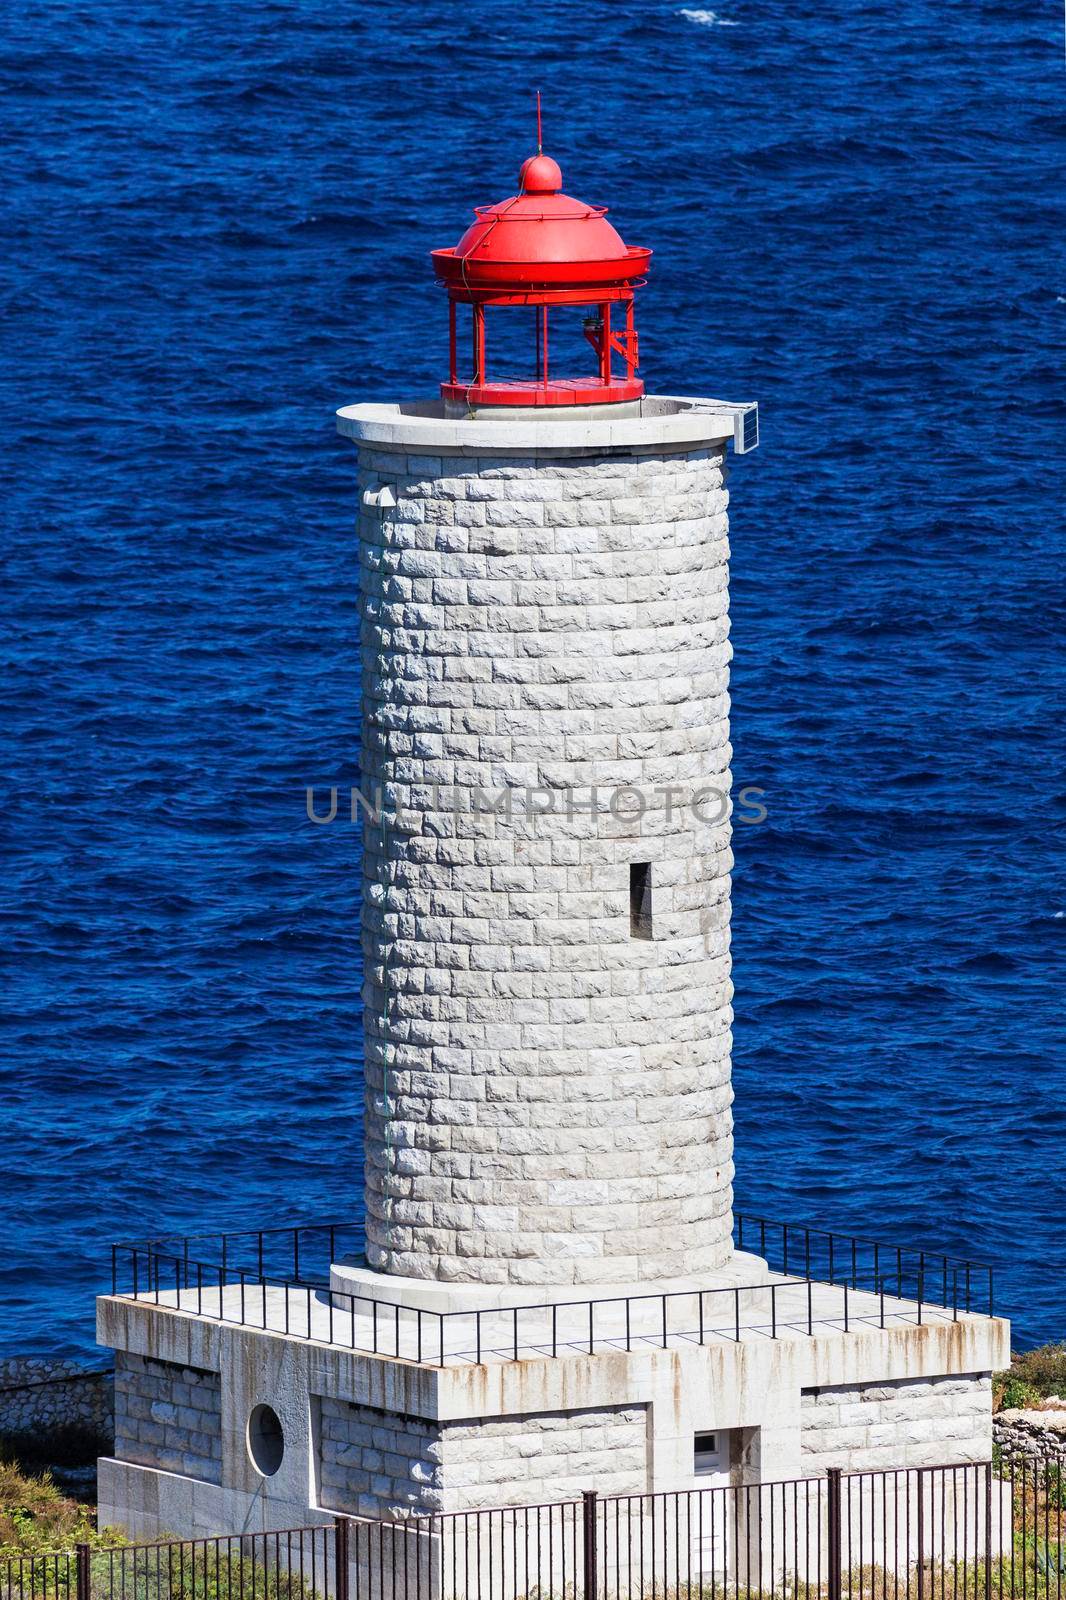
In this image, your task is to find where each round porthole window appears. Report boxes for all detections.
[247,1404,284,1477]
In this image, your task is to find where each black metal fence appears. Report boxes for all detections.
[358,1460,1025,1600]
[1,1557,73,1600]
[1,1527,337,1600]
[107,1213,994,1367]
[5,1456,1063,1600]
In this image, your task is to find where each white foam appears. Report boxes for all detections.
[679,7,739,25]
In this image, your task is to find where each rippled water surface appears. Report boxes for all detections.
[1,0,1063,1359]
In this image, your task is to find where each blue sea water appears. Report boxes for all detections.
[1,0,1064,1362]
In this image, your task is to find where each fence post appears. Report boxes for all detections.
[917,1469,926,1600]
[983,1462,993,1600]
[335,1518,350,1600]
[76,1543,90,1600]
[582,1489,599,1600]
[826,1468,842,1600]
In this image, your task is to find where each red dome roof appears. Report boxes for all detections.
[432,152,651,299]
[433,146,649,409]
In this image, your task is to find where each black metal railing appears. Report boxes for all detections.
[107,1213,994,1368]
[110,1221,363,1295]
[5,1456,1063,1600]
[737,1213,995,1318]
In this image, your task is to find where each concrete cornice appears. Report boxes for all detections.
[335,394,744,455]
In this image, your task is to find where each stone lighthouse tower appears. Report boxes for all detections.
[95,141,1005,1552]
[333,145,761,1309]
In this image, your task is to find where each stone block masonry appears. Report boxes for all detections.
[357,441,736,1288]
[318,1397,648,1519]
[96,1246,1008,1539]
[801,1374,992,1471]
[319,1399,442,1520]
[113,1351,222,1485]
[441,1406,648,1510]
[92,395,1010,1552]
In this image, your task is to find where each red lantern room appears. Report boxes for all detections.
[431,148,652,408]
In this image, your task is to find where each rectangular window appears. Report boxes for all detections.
[694,1431,721,1475]
[630,862,652,939]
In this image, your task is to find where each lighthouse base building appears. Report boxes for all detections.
[97,150,1008,1593]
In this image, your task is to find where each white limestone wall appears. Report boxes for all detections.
[800,1374,993,1471]
[442,1404,648,1508]
[798,1375,1006,1583]
[317,1396,647,1519]
[355,438,734,1287]
[97,1289,1009,1540]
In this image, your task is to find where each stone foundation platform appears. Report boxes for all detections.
[97,1279,1008,1539]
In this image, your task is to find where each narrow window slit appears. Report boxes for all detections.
[630,862,653,940]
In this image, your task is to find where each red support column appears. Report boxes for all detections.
[541,306,549,387]
[473,304,486,385]
[625,298,636,379]
[448,300,457,386]
[600,303,612,385]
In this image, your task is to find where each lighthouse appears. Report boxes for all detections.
[335,146,759,1304]
[96,142,1005,1561]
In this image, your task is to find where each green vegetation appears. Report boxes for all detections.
[997,1377,1043,1411]
[1045,1464,1066,1512]
[994,1344,1066,1411]
[0,1460,324,1600]
[0,1458,123,1559]
[77,1548,325,1600]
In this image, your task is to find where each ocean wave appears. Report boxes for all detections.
[679,8,738,26]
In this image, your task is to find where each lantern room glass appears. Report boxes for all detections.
[444,294,640,408]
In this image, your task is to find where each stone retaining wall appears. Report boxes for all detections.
[0,1357,113,1440]
[801,1374,992,1471]
[113,1352,222,1485]
[994,1409,1066,1466]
